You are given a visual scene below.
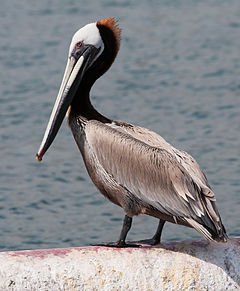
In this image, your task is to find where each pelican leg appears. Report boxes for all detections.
[137,219,166,245]
[94,215,141,248]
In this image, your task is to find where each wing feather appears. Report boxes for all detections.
[110,121,213,195]
[85,120,206,220]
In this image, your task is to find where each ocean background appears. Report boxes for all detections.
[0,0,239,251]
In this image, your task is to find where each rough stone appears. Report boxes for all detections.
[0,238,239,290]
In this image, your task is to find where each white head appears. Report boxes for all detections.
[69,22,104,60]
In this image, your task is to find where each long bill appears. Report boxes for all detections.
[36,46,95,162]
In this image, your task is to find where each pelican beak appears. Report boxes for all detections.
[36,45,99,162]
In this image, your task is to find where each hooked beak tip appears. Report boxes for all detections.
[36,153,42,162]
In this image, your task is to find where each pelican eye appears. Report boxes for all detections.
[76,41,83,49]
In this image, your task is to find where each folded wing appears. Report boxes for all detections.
[85,120,226,241]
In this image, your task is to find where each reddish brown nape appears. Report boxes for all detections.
[97,18,121,52]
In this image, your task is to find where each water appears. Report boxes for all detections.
[0,0,239,251]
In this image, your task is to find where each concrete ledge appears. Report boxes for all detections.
[0,238,239,290]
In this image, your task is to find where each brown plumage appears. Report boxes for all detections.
[36,18,227,246]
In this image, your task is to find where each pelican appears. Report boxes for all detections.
[36,18,227,247]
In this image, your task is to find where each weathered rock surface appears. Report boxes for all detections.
[0,238,239,290]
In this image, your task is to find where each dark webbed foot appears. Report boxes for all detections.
[92,215,141,248]
[134,238,161,246]
[93,241,142,248]
[92,217,166,248]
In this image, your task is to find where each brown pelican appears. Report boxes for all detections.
[36,18,227,247]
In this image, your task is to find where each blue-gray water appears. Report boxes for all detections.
[0,1,239,251]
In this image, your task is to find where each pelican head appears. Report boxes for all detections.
[36,18,121,161]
